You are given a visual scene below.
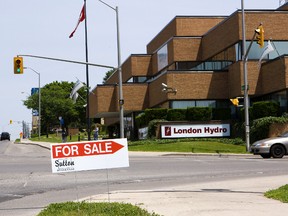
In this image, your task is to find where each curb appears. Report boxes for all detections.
[17,141,255,158]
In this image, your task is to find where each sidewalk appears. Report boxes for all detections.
[19,138,52,150]
[81,175,288,216]
[18,139,288,216]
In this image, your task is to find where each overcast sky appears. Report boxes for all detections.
[0,0,280,140]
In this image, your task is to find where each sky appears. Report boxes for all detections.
[0,0,281,140]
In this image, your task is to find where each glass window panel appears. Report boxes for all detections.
[171,101,196,109]
[157,45,168,71]
[196,100,216,108]
[271,41,288,58]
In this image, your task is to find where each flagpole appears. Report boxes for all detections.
[84,0,91,140]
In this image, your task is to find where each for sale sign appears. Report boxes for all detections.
[51,138,129,173]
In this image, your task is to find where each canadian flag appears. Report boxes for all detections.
[69,4,85,38]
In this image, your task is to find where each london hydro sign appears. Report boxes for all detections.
[161,124,230,138]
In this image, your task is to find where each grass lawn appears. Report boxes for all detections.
[128,139,247,154]
[37,201,160,216]
[265,184,288,203]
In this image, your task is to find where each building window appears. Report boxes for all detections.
[175,61,232,71]
[171,100,230,109]
[236,41,288,61]
[127,76,148,83]
[171,100,217,109]
[171,101,196,108]
[157,44,168,71]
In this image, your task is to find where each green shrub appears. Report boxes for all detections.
[167,109,186,121]
[212,108,231,120]
[145,108,168,123]
[250,101,280,120]
[147,119,166,138]
[186,107,212,121]
[135,113,146,128]
[250,116,288,143]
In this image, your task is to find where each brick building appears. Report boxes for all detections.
[89,3,288,138]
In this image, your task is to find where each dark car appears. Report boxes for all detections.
[250,132,288,158]
[0,132,10,141]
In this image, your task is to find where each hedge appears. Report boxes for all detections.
[186,107,212,121]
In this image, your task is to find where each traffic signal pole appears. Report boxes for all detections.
[241,23,264,152]
[16,54,115,140]
[17,54,115,70]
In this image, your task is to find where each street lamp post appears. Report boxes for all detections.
[24,67,41,140]
[241,0,250,151]
[99,0,124,138]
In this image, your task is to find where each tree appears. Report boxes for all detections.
[23,81,86,135]
[102,69,115,84]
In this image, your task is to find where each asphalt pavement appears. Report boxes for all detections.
[18,139,288,216]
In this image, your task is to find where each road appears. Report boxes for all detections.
[0,141,288,216]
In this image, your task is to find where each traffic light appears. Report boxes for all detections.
[255,24,264,48]
[14,57,23,74]
[10,120,12,124]
[230,98,239,106]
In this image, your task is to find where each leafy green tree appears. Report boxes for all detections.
[102,69,115,84]
[23,81,86,135]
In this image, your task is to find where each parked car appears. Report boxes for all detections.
[0,132,10,141]
[250,132,288,158]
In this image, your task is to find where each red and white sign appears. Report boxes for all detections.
[51,138,129,173]
[161,124,230,138]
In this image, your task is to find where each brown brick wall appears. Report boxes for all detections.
[167,72,229,100]
[148,76,169,108]
[202,11,288,60]
[228,62,243,98]
[148,72,229,108]
[260,57,288,95]
[90,84,149,118]
[147,17,225,54]
[89,85,118,117]
[106,55,152,84]
[227,61,268,98]
[175,17,225,36]
[170,37,202,62]
[201,13,240,60]
[130,55,153,76]
[245,12,288,41]
[122,84,149,111]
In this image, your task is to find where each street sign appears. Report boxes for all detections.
[50,138,129,173]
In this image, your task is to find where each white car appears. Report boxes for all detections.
[250,132,288,158]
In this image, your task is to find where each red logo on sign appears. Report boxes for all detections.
[165,126,172,136]
[52,141,124,159]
